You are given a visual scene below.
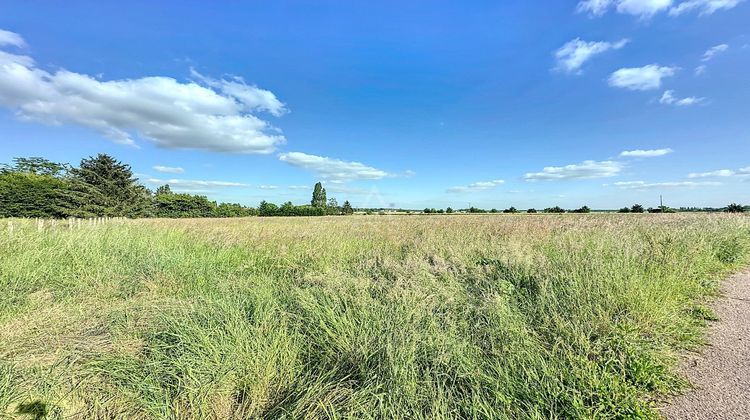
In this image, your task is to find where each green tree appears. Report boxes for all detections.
[1,157,68,177]
[153,193,216,218]
[311,182,327,207]
[155,184,172,196]
[618,207,631,213]
[572,205,590,214]
[69,154,150,217]
[0,172,73,218]
[326,197,341,215]
[342,200,354,215]
[446,207,453,214]
[527,208,537,214]
[258,200,279,216]
[631,204,645,213]
[725,203,745,213]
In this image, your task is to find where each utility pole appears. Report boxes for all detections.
[660,195,663,208]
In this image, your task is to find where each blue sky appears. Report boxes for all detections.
[1,0,748,209]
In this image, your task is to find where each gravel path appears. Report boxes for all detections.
[662,269,750,419]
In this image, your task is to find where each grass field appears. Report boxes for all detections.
[1,214,749,419]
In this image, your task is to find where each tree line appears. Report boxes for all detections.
[1,154,745,218]
[0,155,353,218]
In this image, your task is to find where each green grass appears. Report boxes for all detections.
[1,214,749,418]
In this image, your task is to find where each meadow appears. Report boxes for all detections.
[1,214,749,419]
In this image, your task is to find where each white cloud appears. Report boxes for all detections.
[578,0,742,17]
[447,179,505,193]
[0,31,286,153]
[695,65,707,75]
[619,148,674,157]
[701,44,729,61]
[577,0,673,18]
[738,167,750,174]
[189,68,286,117]
[258,185,278,189]
[608,65,677,90]
[670,0,743,16]
[524,160,623,181]
[0,29,26,48]
[324,185,369,195]
[659,90,704,106]
[577,0,616,15]
[613,180,721,189]
[618,0,674,17]
[145,177,249,193]
[153,165,185,174]
[554,38,629,74]
[278,152,390,183]
[688,169,735,178]
[287,185,310,190]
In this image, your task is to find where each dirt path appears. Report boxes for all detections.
[662,269,750,419]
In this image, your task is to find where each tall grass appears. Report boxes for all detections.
[1,214,749,418]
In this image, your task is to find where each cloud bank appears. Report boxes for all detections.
[447,179,505,193]
[0,29,286,153]
[278,152,390,183]
[577,0,743,18]
[613,180,721,189]
[525,160,623,180]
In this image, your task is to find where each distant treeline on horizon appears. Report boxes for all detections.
[0,154,746,219]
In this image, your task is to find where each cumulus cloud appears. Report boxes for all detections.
[738,167,750,174]
[0,29,26,48]
[619,148,674,157]
[688,169,735,178]
[609,65,677,90]
[189,68,286,117]
[578,0,742,17]
[613,180,721,189]
[577,0,673,18]
[524,160,623,181]
[670,0,743,15]
[0,29,286,153]
[701,44,729,61]
[153,165,185,174]
[554,38,629,74]
[278,152,390,183]
[447,179,505,193]
[659,90,704,106]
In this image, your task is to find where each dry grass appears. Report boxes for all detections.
[1,214,749,418]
